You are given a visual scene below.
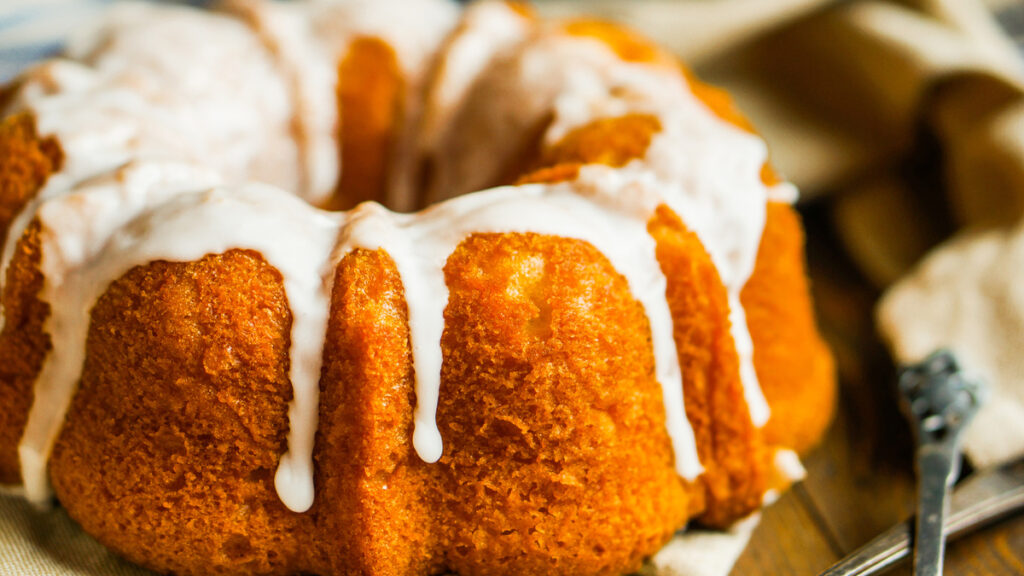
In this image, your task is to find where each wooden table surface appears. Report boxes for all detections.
[730,204,1024,576]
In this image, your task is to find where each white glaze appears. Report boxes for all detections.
[418,0,533,158]
[305,0,459,83]
[12,161,706,506]
[306,0,459,212]
[767,182,799,204]
[60,2,299,190]
[773,448,806,483]
[350,179,703,477]
[1,1,299,330]
[511,30,774,425]
[1,0,796,511]
[221,0,341,206]
[420,28,771,427]
[217,0,459,209]
[15,162,343,512]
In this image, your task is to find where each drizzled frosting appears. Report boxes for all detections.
[223,0,460,211]
[51,2,298,191]
[0,2,299,332]
[427,27,774,424]
[222,0,342,206]
[1,0,793,513]
[7,159,707,510]
[418,1,533,158]
[301,0,460,212]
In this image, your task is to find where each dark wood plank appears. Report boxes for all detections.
[731,486,840,575]
[799,408,917,554]
[945,519,1024,575]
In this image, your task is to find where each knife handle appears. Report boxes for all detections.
[816,459,1024,576]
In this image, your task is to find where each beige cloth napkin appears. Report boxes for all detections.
[0,487,149,576]
[687,0,1024,469]
[4,0,1024,575]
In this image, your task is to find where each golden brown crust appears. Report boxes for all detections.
[517,114,662,185]
[0,113,62,484]
[502,1,536,20]
[512,59,831,471]
[525,21,783,190]
[0,223,47,485]
[515,163,581,186]
[0,17,835,576]
[313,248,441,575]
[544,114,661,168]
[563,19,674,66]
[49,250,310,575]
[742,204,836,454]
[33,234,703,575]
[0,113,63,252]
[649,206,768,528]
[331,37,403,211]
[516,67,782,189]
[437,233,690,575]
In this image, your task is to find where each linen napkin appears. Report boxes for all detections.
[682,0,1024,468]
[0,487,150,576]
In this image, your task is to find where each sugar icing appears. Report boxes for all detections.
[0,0,796,513]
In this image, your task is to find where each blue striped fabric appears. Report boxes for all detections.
[0,43,59,82]
[0,0,212,82]
[0,0,112,81]
[2,1,1021,84]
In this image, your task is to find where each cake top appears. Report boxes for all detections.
[1,0,792,513]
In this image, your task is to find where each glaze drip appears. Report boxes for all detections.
[0,0,792,514]
[9,162,707,510]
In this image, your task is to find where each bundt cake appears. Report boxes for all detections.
[0,0,835,574]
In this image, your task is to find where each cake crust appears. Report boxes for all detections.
[0,2,834,575]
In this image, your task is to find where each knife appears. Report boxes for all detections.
[816,456,1024,576]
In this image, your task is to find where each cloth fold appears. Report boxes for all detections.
[877,220,1024,468]
[734,0,1024,469]
[0,488,148,576]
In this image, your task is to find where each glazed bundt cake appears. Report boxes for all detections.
[0,0,835,574]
